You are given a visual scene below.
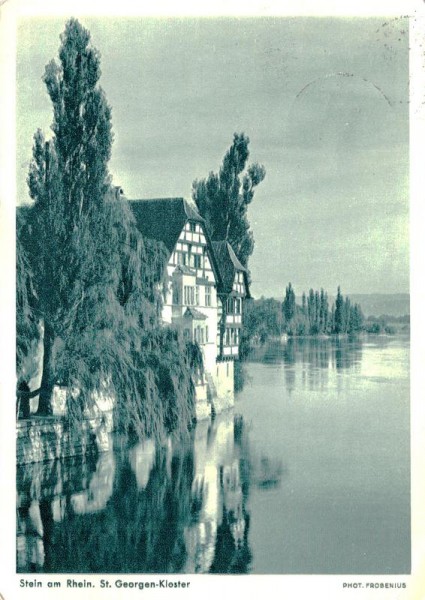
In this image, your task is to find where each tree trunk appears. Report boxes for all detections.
[36,320,54,416]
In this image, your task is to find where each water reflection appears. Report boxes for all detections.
[17,457,99,572]
[17,337,409,574]
[17,414,259,574]
[250,337,363,394]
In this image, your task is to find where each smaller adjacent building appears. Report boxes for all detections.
[212,241,250,361]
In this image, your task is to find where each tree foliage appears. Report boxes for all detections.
[192,133,265,268]
[19,19,198,439]
[283,283,296,324]
[16,214,39,378]
[240,284,365,349]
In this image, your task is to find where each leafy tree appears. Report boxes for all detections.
[26,19,120,415]
[344,297,351,334]
[348,302,364,333]
[307,289,316,333]
[21,19,198,437]
[192,133,265,267]
[334,286,344,334]
[301,292,307,314]
[319,288,328,333]
[16,218,39,379]
[283,282,296,324]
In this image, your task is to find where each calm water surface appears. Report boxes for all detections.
[17,336,410,574]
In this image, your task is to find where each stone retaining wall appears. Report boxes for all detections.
[16,415,112,465]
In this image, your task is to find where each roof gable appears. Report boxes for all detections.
[129,197,204,253]
[129,197,222,287]
[183,307,208,321]
[212,241,251,298]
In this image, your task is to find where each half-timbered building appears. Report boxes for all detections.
[129,197,250,414]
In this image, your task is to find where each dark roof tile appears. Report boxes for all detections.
[183,307,208,320]
[129,198,204,253]
[212,241,251,298]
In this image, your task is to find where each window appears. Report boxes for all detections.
[195,286,199,305]
[225,328,230,345]
[184,286,195,305]
[177,252,183,265]
[206,326,209,342]
[226,363,229,376]
[182,252,188,266]
[200,328,204,344]
[235,298,241,314]
[189,222,196,232]
[205,287,211,307]
[194,254,202,269]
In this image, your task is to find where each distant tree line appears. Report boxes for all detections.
[240,284,365,355]
[364,314,410,335]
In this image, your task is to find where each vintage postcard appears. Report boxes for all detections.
[1,0,424,598]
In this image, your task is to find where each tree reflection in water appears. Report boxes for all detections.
[249,337,363,394]
[16,414,255,573]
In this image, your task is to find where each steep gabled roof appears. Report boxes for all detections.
[212,241,251,299]
[129,197,222,287]
[129,198,204,253]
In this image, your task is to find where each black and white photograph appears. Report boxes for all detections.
[1,1,424,597]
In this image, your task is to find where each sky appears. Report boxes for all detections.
[16,16,409,298]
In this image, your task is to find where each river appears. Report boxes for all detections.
[16,335,410,574]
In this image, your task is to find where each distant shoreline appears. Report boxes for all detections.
[254,329,410,345]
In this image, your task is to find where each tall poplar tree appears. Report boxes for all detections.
[283,282,296,325]
[192,133,266,267]
[334,286,344,334]
[22,19,201,439]
[25,19,144,416]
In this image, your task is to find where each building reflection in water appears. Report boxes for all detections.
[16,413,257,574]
[183,416,252,573]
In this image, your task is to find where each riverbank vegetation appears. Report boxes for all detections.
[16,19,202,439]
[240,283,407,357]
[364,314,410,335]
[241,284,363,351]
